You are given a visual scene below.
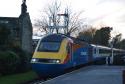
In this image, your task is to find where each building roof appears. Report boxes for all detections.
[0,17,19,28]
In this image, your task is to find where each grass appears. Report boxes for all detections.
[0,71,38,84]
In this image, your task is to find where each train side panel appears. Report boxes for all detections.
[71,43,89,66]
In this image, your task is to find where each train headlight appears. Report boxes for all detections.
[31,58,38,63]
[50,59,60,63]
[56,60,60,63]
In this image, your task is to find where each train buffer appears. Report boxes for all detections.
[42,65,125,84]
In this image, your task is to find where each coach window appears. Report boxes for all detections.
[94,48,96,54]
[99,49,104,53]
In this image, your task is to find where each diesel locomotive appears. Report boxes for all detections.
[31,34,125,78]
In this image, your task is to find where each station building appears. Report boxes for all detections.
[0,0,32,54]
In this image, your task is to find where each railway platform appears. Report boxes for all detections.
[42,65,125,84]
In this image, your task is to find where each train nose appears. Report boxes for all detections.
[31,63,64,77]
[31,58,61,64]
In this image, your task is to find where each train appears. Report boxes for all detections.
[31,34,125,78]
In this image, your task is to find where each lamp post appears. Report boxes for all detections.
[110,38,114,64]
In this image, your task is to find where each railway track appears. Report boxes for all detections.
[27,77,57,84]
[28,80,44,84]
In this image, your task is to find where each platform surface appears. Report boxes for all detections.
[42,65,125,84]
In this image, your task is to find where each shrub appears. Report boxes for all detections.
[0,51,20,75]
[12,47,31,72]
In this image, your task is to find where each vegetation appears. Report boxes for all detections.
[12,47,31,73]
[119,39,125,49]
[0,51,20,75]
[93,27,112,46]
[0,19,35,84]
[34,1,85,35]
[34,0,125,50]
[77,26,112,46]
[112,33,125,49]
[0,24,31,76]
[0,71,38,84]
[77,27,96,43]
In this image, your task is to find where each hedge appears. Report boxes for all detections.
[0,51,20,75]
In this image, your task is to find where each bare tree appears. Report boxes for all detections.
[67,11,84,36]
[34,17,49,34]
[34,1,85,36]
[34,1,61,34]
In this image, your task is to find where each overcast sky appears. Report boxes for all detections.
[0,0,125,38]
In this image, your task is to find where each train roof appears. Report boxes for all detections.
[41,34,68,42]
[39,34,125,52]
[38,33,88,46]
[112,48,125,52]
[90,44,111,50]
[90,44,125,52]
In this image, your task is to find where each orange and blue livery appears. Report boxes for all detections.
[31,34,125,78]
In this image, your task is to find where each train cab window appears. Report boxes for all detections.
[38,42,61,52]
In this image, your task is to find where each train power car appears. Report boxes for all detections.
[31,34,125,78]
